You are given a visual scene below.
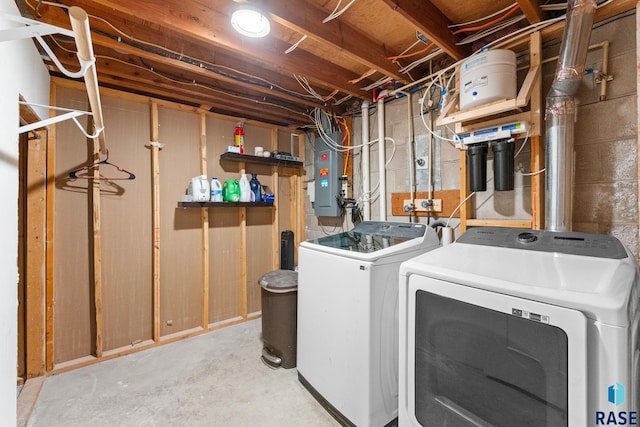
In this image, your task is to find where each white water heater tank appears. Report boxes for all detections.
[459,49,517,110]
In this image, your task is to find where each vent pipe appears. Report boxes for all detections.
[545,0,596,231]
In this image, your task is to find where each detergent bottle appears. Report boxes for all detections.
[250,173,262,202]
[223,179,240,202]
[210,177,223,202]
[239,169,251,202]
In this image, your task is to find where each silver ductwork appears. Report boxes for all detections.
[545,0,597,231]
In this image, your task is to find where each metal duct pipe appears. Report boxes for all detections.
[545,0,596,231]
[378,97,387,221]
[362,101,371,221]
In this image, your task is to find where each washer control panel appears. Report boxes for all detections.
[457,227,628,259]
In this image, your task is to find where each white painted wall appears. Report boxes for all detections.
[0,1,50,424]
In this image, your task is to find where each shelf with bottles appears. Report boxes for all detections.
[220,152,302,168]
[177,201,274,208]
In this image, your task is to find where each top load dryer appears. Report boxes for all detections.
[297,221,440,427]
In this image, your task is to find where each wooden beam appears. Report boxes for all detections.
[260,0,404,81]
[66,0,370,99]
[31,3,332,111]
[150,102,161,343]
[25,129,47,378]
[71,55,310,124]
[517,0,543,24]
[380,0,469,60]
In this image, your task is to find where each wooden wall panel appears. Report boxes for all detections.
[206,116,243,324]
[246,209,274,315]
[159,107,203,336]
[278,175,293,235]
[100,95,153,350]
[53,86,93,363]
[207,210,242,323]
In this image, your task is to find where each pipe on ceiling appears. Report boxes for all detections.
[545,0,597,231]
[362,101,371,221]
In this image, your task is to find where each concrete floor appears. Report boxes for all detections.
[25,319,339,427]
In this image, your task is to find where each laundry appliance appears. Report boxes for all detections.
[297,221,439,426]
[398,227,640,426]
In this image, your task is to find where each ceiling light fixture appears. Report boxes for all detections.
[231,6,270,38]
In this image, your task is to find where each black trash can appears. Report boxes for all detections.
[259,269,298,369]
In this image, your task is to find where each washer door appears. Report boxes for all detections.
[406,276,587,427]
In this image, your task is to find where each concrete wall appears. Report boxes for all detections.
[0,1,50,424]
[304,11,639,258]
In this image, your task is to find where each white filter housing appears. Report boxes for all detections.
[459,49,517,110]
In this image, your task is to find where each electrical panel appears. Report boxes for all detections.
[314,132,343,217]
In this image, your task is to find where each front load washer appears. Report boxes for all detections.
[398,227,640,426]
[297,221,439,426]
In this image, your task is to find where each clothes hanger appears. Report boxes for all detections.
[68,150,136,180]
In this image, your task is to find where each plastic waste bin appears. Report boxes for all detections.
[259,269,298,369]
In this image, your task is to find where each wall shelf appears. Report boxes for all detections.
[220,152,302,168]
[178,201,274,208]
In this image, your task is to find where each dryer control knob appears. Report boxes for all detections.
[518,232,537,244]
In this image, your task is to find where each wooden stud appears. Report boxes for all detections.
[271,128,280,269]
[45,84,56,371]
[90,123,103,358]
[25,129,47,378]
[240,198,248,319]
[199,112,209,329]
[459,150,471,233]
[529,31,544,230]
[150,102,161,342]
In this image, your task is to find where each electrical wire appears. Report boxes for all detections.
[446,192,476,227]
[387,42,435,61]
[30,0,325,103]
[285,35,308,54]
[449,3,519,28]
[457,15,527,46]
[451,4,521,35]
[323,0,357,23]
[349,69,377,84]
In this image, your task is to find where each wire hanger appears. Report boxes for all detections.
[69,150,136,180]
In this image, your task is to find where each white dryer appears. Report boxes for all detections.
[297,221,440,426]
[398,227,640,426]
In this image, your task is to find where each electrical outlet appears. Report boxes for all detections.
[416,156,429,170]
[403,198,442,213]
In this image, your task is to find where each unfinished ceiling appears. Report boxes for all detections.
[17,0,636,127]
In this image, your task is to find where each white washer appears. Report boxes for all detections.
[398,227,640,426]
[297,221,440,427]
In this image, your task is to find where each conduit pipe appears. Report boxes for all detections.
[362,101,371,221]
[407,93,416,210]
[69,6,107,154]
[377,97,387,221]
[545,0,596,231]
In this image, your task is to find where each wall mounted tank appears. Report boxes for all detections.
[459,49,517,110]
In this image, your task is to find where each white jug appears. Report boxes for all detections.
[189,175,210,202]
